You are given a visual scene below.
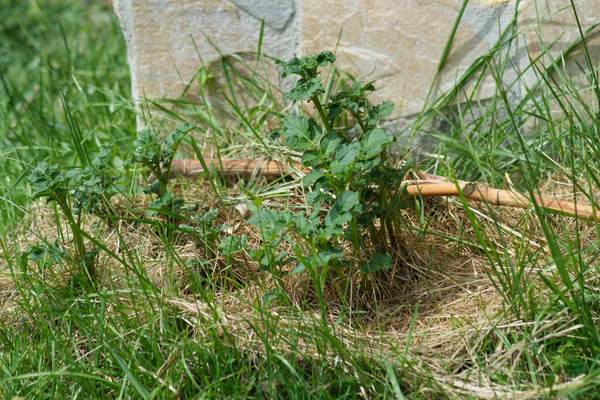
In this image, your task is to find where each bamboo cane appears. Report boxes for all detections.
[150,158,307,180]
[404,181,600,221]
[155,157,599,222]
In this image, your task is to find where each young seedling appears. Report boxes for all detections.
[27,148,116,285]
[177,208,229,259]
[130,122,195,214]
[22,240,65,274]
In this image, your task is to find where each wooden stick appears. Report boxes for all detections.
[157,158,599,221]
[405,181,600,221]
[149,158,307,182]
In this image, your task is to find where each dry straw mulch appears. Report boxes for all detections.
[1,172,598,399]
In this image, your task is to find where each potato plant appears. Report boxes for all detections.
[249,52,413,279]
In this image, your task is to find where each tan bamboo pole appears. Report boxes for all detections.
[156,158,599,221]
[404,181,600,221]
[150,158,308,181]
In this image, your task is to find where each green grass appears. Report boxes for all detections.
[0,0,135,223]
[2,1,600,399]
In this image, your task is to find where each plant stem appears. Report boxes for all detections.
[56,198,95,282]
[348,217,361,261]
[311,95,332,133]
[380,147,388,164]
[378,186,390,253]
[352,113,367,135]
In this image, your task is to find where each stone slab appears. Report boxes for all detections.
[300,0,516,115]
[114,0,298,104]
[114,0,600,122]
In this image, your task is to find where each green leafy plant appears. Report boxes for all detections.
[250,52,413,281]
[27,148,116,284]
[218,234,247,259]
[130,122,194,214]
[21,240,66,272]
[178,208,229,258]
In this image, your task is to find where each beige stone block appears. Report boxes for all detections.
[299,0,518,116]
[114,0,600,124]
[300,0,600,117]
[114,0,297,106]
[519,0,600,81]
[520,0,600,58]
[518,1,600,117]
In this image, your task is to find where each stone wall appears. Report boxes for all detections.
[114,0,600,123]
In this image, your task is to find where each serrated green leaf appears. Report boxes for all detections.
[218,234,247,257]
[29,153,116,216]
[28,162,66,198]
[131,128,160,162]
[295,249,343,274]
[175,122,195,135]
[361,128,393,158]
[327,104,344,122]
[145,190,184,216]
[361,252,393,273]
[292,212,319,237]
[305,187,330,207]
[284,77,324,101]
[314,249,344,265]
[331,142,360,174]
[359,81,376,92]
[327,80,375,117]
[194,209,219,225]
[319,131,341,158]
[336,191,360,213]
[283,116,322,150]
[164,123,193,161]
[356,158,381,172]
[338,98,360,114]
[368,101,394,125]
[24,241,65,264]
[314,51,336,66]
[276,51,336,79]
[291,263,307,274]
[70,162,116,214]
[92,147,112,168]
[262,289,286,307]
[301,150,319,166]
[176,224,197,235]
[248,208,294,240]
[276,56,305,78]
[283,116,310,149]
[303,171,326,187]
[325,190,359,227]
[144,180,161,196]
